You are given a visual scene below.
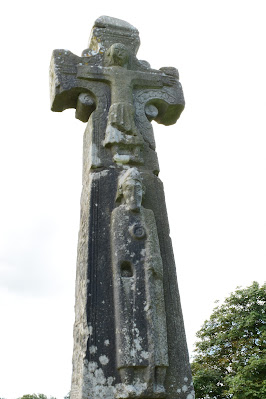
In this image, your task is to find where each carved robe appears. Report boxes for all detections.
[103,102,144,164]
[111,205,169,372]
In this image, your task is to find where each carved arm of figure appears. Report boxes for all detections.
[132,67,179,90]
[77,65,111,83]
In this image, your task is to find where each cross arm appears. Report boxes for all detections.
[50,49,81,111]
[50,49,96,121]
[135,66,185,128]
[133,66,185,148]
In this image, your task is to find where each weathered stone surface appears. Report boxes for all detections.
[111,168,168,397]
[50,15,194,399]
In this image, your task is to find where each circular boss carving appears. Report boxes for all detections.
[129,223,146,239]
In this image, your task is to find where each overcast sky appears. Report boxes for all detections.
[0,1,265,398]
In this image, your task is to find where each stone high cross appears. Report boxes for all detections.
[50,16,194,399]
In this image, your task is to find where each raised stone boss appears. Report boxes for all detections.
[50,15,194,399]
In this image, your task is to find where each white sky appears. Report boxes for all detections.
[0,0,265,398]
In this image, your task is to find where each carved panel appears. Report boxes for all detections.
[111,169,168,398]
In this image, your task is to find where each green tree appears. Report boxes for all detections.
[191,281,266,399]
[18,395,56,399]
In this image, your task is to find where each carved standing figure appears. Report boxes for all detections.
[111,168,168,397]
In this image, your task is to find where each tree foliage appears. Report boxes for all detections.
[17,395,56,399]
[191,281,266,399]
[0,392,69,399]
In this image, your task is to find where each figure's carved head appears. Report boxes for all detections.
[106,43,130,67]
[116,168,144,212]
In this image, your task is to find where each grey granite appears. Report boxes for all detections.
[50,15,194,399]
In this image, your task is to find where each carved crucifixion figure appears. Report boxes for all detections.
[111,168,168,396]
[77,43,177,164]
[50,16,184,170]
[50,15,194,399]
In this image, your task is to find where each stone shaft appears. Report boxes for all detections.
[50,15,194,399]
